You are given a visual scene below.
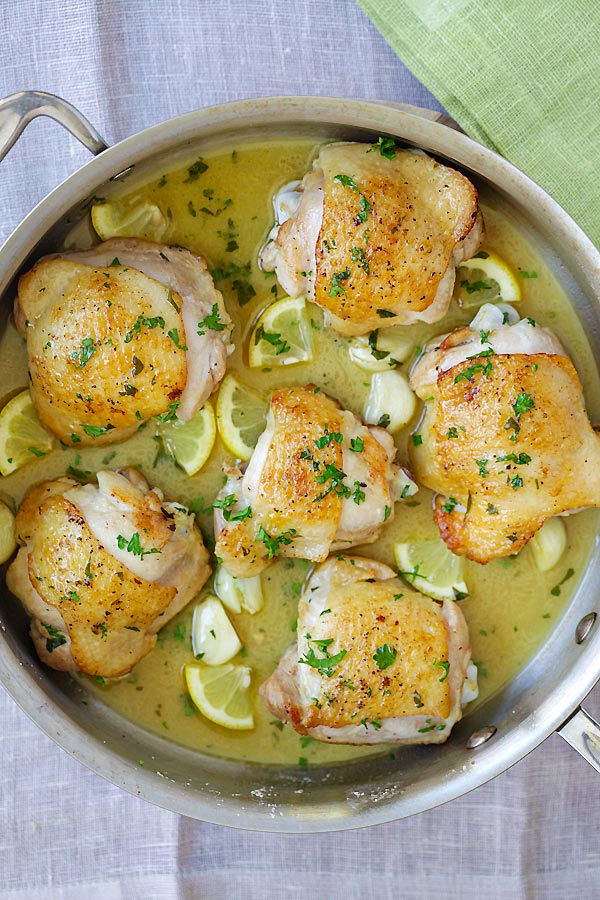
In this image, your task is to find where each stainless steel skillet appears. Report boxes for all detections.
[0,91,599,832]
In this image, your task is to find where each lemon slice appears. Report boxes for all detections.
[91,199,171,242]
[364,370,416,432]
[248,296,313,368]
[0,500,17,564]
[529,517,567,571]
[0,390,56,476]
[457,251,521,308]
[214,565,264,615]
[157,401,216,476]
[192,595,242,665]
[394,538,469,601]
[184,662,254,730]
[216,373,267,461]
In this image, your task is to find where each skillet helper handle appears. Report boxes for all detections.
[557,707,600,774]
[0,90,108,163]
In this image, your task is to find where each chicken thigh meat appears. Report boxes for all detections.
[15,238,233,446]
[6,468,210,676]
[214,385,416,577]
[410,304,600,562]
[260,555,477,744]
[260,142,484,335]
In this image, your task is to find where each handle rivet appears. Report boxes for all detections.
[110,165,135,182]
[576,612,597,645]
[466,725,497,749]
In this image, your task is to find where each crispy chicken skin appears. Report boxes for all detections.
[6,468,210,677]
[260,142,483,335]
[409,306,600,563]
[15,238,233,446]
[260,556,477,744]
[214,385,416,577]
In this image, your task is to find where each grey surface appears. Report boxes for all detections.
[0,1,599,897]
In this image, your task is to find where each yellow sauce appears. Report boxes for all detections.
[1,138,598,766]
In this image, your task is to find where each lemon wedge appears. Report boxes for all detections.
[91,199,171,242]
[0,390,56,476]
[192,595,242,665]
[529,517,567,571]
[394,538,469,601]
[184,663,254,730]
[0,500,17,564]
[216,373,267,461]
[364,370,416,432]
[214,565,264,615]
[249,296,313,368]
[157,401,216,476]
[457,251,521,308]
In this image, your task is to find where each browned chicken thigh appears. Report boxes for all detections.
[6,468,210,676]
[409,305,600,562]
[260,142,484,335]
[15,238,233,446]
[214,385,416,577]
[261,555,477,744]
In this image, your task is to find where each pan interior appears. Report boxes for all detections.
[1,100,599,829]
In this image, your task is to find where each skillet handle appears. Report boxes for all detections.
[557,707,600,774]
[0,90,108,163]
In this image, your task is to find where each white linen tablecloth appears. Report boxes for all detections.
[1,2,599,897]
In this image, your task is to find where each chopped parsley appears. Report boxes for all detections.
[197,303,227,336]
[373,643,397,670]
[412,434,423,446]
[299,636,347,678]
[519,271,538,279]
[329,267,351,298]
[447,427,459,439]
[254,324,290,355]
[82,423,114,438]
[476,458,489,478]
[73,337,96,368]
[376,308,395,318]
[124,314,165,343]
[315,427,343,449]
[461,279,492,294]
[433,659,450,682]
[454,359,493,383]
[116,531,161,560]
[550,568,575,596]
[184,157,208,182]
[256,525,297,559]
[349,436,364,452]
[315,463,352,501]
[368,136,397,159]
[351,246,370,274]
[42,623,67,653]
[167,328,188,350]
[441,497,458,514]
[333,173,360,191]
[155,402,180,424]
[213,494,253,523]
[377,413,391,428]
[368,330,388,360]
[352,481,366,505]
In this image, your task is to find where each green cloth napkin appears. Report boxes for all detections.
[357,0,600,248]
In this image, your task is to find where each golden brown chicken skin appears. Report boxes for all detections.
[6,469,210,677]
[260,556,477,744]
[409,310,600,563]
[15,238,233,446]
[260,142,484,335]
[214,385,416,577]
